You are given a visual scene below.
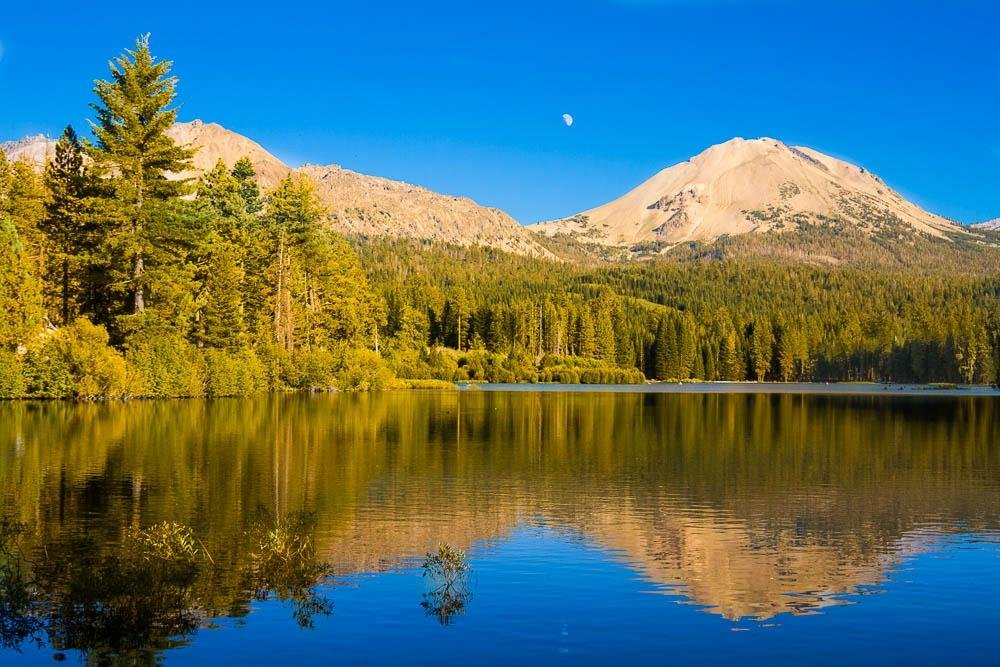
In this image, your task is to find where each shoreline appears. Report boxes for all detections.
[463,381,1000,397]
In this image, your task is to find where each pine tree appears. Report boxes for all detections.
[576,308,596,358]
[720,333,741,381]
[42,126,97,325]
[232,157,263,215]
[198,242,246,349]
[2,157,46,251]
[594,301,617,363]
[749,318,775,382]
[88,35,195,316]
[653,315,678,380]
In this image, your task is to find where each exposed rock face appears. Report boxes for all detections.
[530,137,967,250]
[1,121,552,259]
[1,134,56,166]
[165,120,291,189]
[299,164,552,258]
[972,218,1000,231]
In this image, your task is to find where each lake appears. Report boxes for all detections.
[1,389,998,665]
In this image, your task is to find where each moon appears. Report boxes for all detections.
[562,113,574,127]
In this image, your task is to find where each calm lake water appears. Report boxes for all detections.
[1,389,998,665]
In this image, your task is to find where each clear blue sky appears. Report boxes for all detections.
[1,0,997,224]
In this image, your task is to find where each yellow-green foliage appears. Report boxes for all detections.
[0,350,25,398]
[337,348,395,391]
[286,348,338,390]
[126,331,206,398]
[22,319,133,399]
[203,348,267,397]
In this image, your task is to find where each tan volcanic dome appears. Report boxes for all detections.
[530,137,965,246]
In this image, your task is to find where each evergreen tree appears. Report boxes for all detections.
[267,175,322,351]
[198,242,246,349]
[749,318,775,382]
[88,35,196,316]
[42,126,97,325]
[653,316,677,380]
[232,157,263,215]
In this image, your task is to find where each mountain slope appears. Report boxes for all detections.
[1,134,55,165]
[972,218,1000,231]
[166,120,292,188]
[2,121,553,259]
[530,137,966,251]
[299,164,550,257]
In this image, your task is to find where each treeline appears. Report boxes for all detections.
[358,240,1000,385]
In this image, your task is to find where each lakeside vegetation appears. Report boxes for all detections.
[1,37,998,400]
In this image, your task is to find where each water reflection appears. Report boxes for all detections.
[0,391,997,655]
[0,511,332,661]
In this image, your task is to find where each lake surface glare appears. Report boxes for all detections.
[1,389,998,665]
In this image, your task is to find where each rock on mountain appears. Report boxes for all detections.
[530,137,966,249]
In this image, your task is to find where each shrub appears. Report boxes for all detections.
[337,348,395,391]
[286,348,338,390]
[204,348,267,397]
[126,330,205,398]
[23,319,133,399]
[0,349,25,398]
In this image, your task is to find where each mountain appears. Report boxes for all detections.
[2,121,554,259]
[972,218,1000,231]
[530,137,967,252]
[1,134,56,165]
[166,120,291,188]
[167,121,553,258]
[298,164,549,257]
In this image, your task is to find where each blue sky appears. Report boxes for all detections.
[1,0,997,224]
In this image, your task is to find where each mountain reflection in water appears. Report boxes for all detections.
[0,391,997,660]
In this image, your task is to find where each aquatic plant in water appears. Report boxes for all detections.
[421,543,472,625]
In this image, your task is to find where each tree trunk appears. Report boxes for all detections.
[133,253,145,314]
[61,258,70,324]
[274,228,286,348]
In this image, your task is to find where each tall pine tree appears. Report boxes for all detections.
[88,35,196,317]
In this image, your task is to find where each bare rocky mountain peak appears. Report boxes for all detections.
[530,137,966,253]
[1,133,56,165]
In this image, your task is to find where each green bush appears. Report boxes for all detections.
[23,319,133,399]
[126,330,205,398]
[0,349,25,398]
[286,348,338,390]
[337,348,395,391]
[425,347,459,381]
[204,348,267,397]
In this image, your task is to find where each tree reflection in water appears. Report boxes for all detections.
[0,511,334,662]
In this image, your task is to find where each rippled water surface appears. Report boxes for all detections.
[1,390,998,665]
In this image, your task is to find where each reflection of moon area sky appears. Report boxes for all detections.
[562,113,573,127]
